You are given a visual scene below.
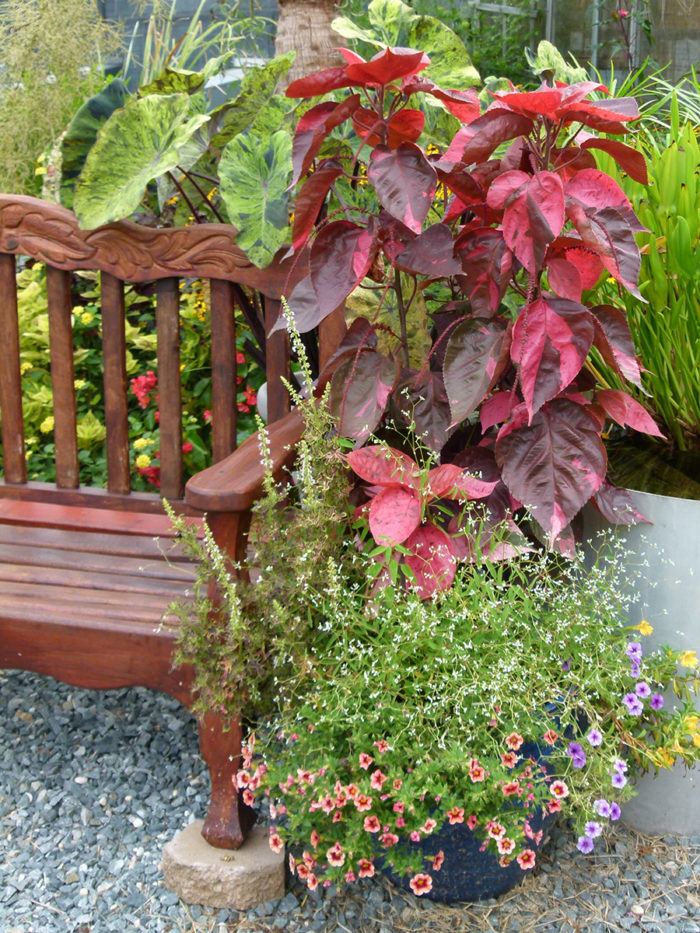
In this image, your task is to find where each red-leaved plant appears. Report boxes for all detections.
[279,46,662,549]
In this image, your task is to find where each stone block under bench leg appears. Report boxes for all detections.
[162,821,285,909]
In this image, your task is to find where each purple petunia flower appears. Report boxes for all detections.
[594,798,612,818]
[650,693,664,710]
[612,772,627,789]
[587,728,603,747]
[561,658,572,671]
[623,693,644,715]
[630,661,642,678]
[635,681,651,698]
[585,821,603,838]
[609,802,621,821]
[626,642,643,661]
[577,835,595,854]
[613,759,628,774]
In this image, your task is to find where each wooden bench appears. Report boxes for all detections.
[0,194,340,850]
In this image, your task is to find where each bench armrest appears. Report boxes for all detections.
[185,409,304,513]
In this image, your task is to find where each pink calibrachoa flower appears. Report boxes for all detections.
[332,810,343,822]
[363,815,381,833]
[409,873,433,896]
[517,849,537,869]
[467,814,478,830]
[320,794,335,814]
[447,806,465,824]
[296,863,310,880]
[345,871,357,883]
[297,768,313,784]
[269,832,283,853]
[548,799,563,813]
[393,778,403,790]
[310,829,320,849]
[497,836,516,855]
[501,751,518,768]
[395,816,406,828]
[307,873,319,891]
[346,784,359,798]
[327,843,345,867]
[422,818,437,834]
[359,753,374,770]
[432,850,445,871]
[357,858,375,878]
[550,780,570,799]
[469,763,486,782]
[242,789,255,807]
[289,854,296,873]
[370,769,387,790]
[393,801,405,814]
[486,821,506,839]
[410,830,421,842]
[355,793,373,812]
[380,831,399,848]
[374,740,390,753]
[502,781,521,797]
[543,729,559,746]
[505,732,524,750]
[236,769,250,788]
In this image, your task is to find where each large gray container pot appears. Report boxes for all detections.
[584,489,700,836]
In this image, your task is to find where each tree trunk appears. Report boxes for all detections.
[275,0,343,88]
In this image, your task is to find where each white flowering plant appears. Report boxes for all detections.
[242,535,700,897]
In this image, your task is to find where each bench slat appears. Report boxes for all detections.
[0,560,192,597]
[0,578,183,615]
[0,522,193,561]
[157,277,184,499]
[101,272,131,494]
[0,540,191,581]
[0,498,200,536]
[0,253,26,483]
[210,279,237,463]
[47,265,79,489]
[264,297,290,424]
[0,597,178,634]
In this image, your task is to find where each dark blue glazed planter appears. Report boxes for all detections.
[382,742,559,903]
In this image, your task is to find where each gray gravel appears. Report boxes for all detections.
[2,668,699,933]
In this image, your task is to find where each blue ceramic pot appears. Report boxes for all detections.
[381,742,558,903]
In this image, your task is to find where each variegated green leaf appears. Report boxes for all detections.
[408,17,480,89]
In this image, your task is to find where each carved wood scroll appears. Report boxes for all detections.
[0,195,290,298]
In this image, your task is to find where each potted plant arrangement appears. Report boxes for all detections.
[171,367,700,903]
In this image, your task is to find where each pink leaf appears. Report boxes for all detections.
[596,389,664,438]
[565,169,643,232]
[590,304,643,388]
[580,138,648,185]
[404,524,456,599]
[443,316,509,425]
[291,161,343,250]
[286,67,356,99]
[291,96,361,183]
[329,351,398,442]
[499,171,566,273]
[431,87,481,123]
[455,228,513,316]
[480,391,517,431]
[511,297,595,420]
[344,48,430,87]
[346,445,421,488]
[368,486,422,546]
[441,110,534,166]
[547,256,583,301]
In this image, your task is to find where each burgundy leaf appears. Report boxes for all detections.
[404,523,456,599]
[346,444,420,488]
[329,350,398,442]
[480,390,517,431]
[493,86,573,120]
[495,397,607,541]
[590,304,642,388]
[368,143,437,233]
[593,480,651,525]
[565,168,643,232]
[490,171,565,273]
[565,202,642,296]
[596,389,664,438]
[580,138,648,185]
[442,110,534,166]
[395,223,461,276]
[393,369,452,453]
[286,67,356,98]
[291,95,361,183]
[428,463,498,500]
[455,228,513,316]
[321,316,378,376]
[309,220,378,320]
[291,161,343,250]
[344,48,430,87]
[546,238,605,299]
[280,274,326,334]
[443,316,508,425]
[437,165,484,212]
[559,97,639,134]
[368,486,422,545]
[511,297,595,419]
[387,109,426,148]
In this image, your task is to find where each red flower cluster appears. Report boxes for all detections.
[129,371,157,409]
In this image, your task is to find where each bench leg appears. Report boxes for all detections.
[198,711,256,849]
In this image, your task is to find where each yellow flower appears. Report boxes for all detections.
[678,650,699,668]
[40,416,55,433]
[656,747,675,768]
[135,453,151,469]
[634,620,654,635]
[20,361,32,375]
[73,379,86,390]
[693,734,700,748]
[133,438,149,451]
[81,311,94,325]
[685,715,699,733]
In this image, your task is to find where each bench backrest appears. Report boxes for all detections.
[0,195,343,513]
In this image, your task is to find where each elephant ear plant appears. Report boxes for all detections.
[280,47,663,550]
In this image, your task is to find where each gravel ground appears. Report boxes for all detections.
[2,668,700,933]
